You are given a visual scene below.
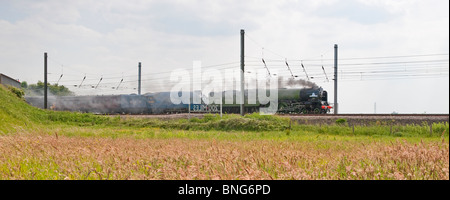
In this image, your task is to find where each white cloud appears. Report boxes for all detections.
[0,0,448,113]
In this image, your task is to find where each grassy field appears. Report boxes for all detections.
[0,85,448,180]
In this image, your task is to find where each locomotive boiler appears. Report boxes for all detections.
[25,87,331,114]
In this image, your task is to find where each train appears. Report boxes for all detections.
[25,87,332,114]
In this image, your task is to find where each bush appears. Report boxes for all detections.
[7,86,24,99]
[335,118,347,125]
[202,113,218,122]
[127,113,290,132]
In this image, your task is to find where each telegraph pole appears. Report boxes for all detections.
[138,62,141,95]
[334,44,338,114]
[44,52,48,109]
[240,29,245,116]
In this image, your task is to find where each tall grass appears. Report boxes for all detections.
[0,134,447,180]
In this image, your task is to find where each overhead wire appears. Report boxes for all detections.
[44,41,448,94]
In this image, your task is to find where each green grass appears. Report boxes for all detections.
[120,113,290,132]
[293,122,449,138]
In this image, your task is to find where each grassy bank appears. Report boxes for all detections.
[2,85,448,138]
[0,85,117,134]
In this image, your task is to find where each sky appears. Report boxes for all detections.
[0,0,448,114]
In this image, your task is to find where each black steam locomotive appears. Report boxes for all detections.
[25,87,332,114]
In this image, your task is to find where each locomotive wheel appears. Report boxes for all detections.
[300,108,308,114]
[313,108,320,114]
[278,103,288,113]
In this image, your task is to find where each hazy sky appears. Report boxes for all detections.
[0,0,448,114]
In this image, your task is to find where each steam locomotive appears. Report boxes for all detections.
[25,87,332,114]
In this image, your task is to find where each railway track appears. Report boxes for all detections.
[278,114,449,117]
[112,113,448,117]
[116,113,449,118]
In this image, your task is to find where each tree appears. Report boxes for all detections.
[21,81,28,89]
[8,86,25,99]
[25,81,74,96]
